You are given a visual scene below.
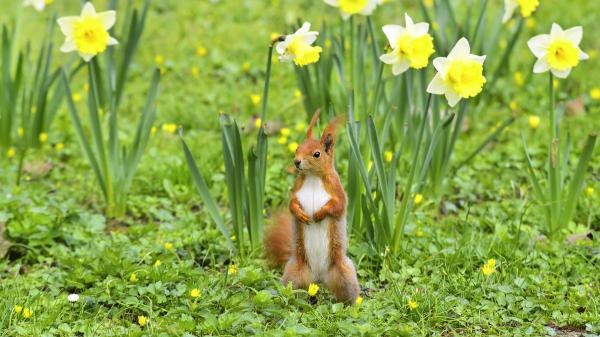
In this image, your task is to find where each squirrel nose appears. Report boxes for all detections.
[294,160,301,168]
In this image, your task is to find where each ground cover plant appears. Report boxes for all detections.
[0,0,599,336]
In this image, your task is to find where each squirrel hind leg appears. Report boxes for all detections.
[325,257,360,304]
[282,258,314,289]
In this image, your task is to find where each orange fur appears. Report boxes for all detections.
[264,111,359,304]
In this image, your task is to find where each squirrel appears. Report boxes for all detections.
[264,110,360,304]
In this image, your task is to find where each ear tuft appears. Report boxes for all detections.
[324,133,334,154]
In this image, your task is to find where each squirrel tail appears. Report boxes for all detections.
[264,210,293,268]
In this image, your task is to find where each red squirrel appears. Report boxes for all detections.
[264,110,360,304]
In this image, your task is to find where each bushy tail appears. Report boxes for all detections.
[264,211,292,268]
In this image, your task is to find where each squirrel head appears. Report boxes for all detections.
[293,109,345,176]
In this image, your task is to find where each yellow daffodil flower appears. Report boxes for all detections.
[528,24,588,78]
[324,0,381,20]
[503,0,539,23]
[427,38,486,107]
[308,283,320,296]
[57,2,118,62]
[380,13,435,75]
[24,0,53,12]
[276,22,323,67]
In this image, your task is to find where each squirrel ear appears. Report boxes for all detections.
[306,109,320,139]
[323,133,334,154]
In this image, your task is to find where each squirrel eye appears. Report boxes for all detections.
[313,151,321,158]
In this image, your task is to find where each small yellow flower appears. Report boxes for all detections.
[288,142,299,153]
[482,258,496,277]
[355,296,363,305]
[196,46,207,57]
[242,62,250,72]
[190,288,201,298]
[18,127,24,137]
[250,94,261,106]
[73,93,83,103]
[191,66,200,77]
[280,128,291,137]
[14,305,23,313]
[230,235,236,241]
[228,264,238,275]
[294,90,302,99]
[55,143,65,151]
[162,123,177,134]
[585,187,594,197]
[509,101,519,111]
[39,132,48,143]
[514,71,524,87]
[138,315,147,327]
[307,283,319,296]
[57,2,118,62]
[164,242,173,250]
[414,193,424,205]
[7,147,16,158]
[254,118,262,128]
[150,126,157,135]
[424,0,433,7]
[528,115,540,129]
[295,121,306,131]
[590,88,600,100]
[154,259,161,267]
[277,136,288,145]
[384,151,393,163]
[526,18,536,28]
[22,308,32,318]
[154,54,164,65]
[416,229,424,237]
[407,299,418,310]
[129,273,138,282]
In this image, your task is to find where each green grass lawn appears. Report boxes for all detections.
[1,0,599,336]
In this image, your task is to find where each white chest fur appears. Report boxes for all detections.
[296,175,331,279]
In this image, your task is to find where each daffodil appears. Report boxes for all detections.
[276,22,323,67]
[323,0,381,20]
[427,38,486,107]
[24,0,52,12]
[308,283,320,296]
[380,13,435,75]
[503,0,539,23]
[527,24,588,79]
[57,2,118,62]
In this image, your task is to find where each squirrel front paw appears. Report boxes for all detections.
[296,212,311,224]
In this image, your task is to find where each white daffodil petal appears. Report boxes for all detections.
[108,37,119,46]
[564,26,583,45]
[297,22,311,34]
[382,25,403,49]
[551,67,571,79]
[360,1,377,15]
[275,41,288,55]
[324,0,339,7]
[392,59,410,75]
[550,23,564,38]
[57,17,78,35]
[379,52,397,65]
[469,54,487,64]
[404,13,414,28]
[448,38,470,59]
[533,56,550,73]
[527,34,551,58]
[502,0,517,23]
[81,2,96,17]
[80,52,95,62]
[445,90,462,107]
[98,11,117,30]
[60,39,77,53]
[432,57,448,76]
[427,74,446,95]
[302,32,319,45]
[579,50,589,60]
[412,22,430,37]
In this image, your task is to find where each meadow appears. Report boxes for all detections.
[0,0,599,336]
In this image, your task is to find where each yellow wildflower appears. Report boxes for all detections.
[39,132,48,143]
[162,123,177,134]
[482,258,496,277]
[528,116,540,129]
[190,288,201,298]
[228,264,238,275]
[154,54,164,65]
[250,94,261,106]
[384,151,393,163]
[407,299,418,310]
[308,283,319,296]
[585,187,594,197]
[295,121,306,131]
[164,242,173,250]
[355,296,363,305]
[191,66,200,77]
[294,90,302,99]
[196,46,207,57]
[22,308,32,318]
[514,71,524,87]
[288,142,299,153]
[72,93,82,103]
[254,118,262,128]
[14,305,23,313]
[7,147,16,158]
[18,127,24,137]
[277,136,288,145]
[242,62,250,72]
[280,128,291,137]
[414,193,424,205]
[154,259,161,267]
[138,315,147,327]
[590,88,600,100]
[129,273,138,282]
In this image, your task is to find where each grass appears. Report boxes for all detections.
[1,0,599,336]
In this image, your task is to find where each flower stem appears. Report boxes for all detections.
[260,45,274,121]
